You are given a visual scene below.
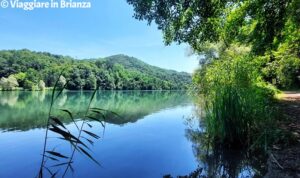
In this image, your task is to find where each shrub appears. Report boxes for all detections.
[262,55,300,89]
[0,75,19,90]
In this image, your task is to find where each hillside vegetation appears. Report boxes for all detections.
[0,49,191,90]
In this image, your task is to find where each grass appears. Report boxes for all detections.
[194,53,279,149]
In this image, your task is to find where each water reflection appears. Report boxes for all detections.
[164,115,268,178]
[0,91,190,131]
[0,91,268,178]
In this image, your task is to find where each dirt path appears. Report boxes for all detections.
[281,91,300,101]
[265,91,300,178]
[279,91,300,139]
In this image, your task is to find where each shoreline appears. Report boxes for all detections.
[0,88,189,92]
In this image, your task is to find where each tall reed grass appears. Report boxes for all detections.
[37,73,119,178]
[194,52,278,148]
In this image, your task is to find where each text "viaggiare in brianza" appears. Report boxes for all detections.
[6,0,91,10]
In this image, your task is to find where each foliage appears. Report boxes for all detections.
[0,50,191,90]
[0,75,19,90]
[23,79,36,91]
[262,55,300,89]
[38,77,107,178]
[84,73,97,90]
[13,72,26,86]
[261,17,300,88]
[127,0,297,52]
[194,50,278,146]
[127,0,227,49]
[127,0,299,148]
[127,0,300,89]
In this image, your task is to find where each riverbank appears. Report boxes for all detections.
[265,91,300,178]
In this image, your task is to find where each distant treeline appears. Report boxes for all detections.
[0,49,191,90]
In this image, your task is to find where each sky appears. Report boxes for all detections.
[0,0,199,73]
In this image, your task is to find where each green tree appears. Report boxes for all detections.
[0,75,19,90]
[127,0,299,146]
[25,68,40,83]
[23,80,36,90]
[127,0,297,54]
[13,72,26,86]
[67,69,84,90]
[0,50,191,90]
[127,0,300,89]
[84,74,97,90]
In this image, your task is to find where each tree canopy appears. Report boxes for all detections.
[128,0,298,52]
[127,0,300,88]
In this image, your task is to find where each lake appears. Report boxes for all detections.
[0,91,266,178]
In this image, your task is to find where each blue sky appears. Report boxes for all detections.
[0,0,199,72]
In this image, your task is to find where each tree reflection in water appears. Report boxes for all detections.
[164,114,268,178]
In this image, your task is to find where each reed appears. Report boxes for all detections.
[37,74,119,178]
[195,53,278,148]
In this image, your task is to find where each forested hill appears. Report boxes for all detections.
[0,49,191,90]
[99,54,190,82]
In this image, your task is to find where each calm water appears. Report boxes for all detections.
[0,91,266,178]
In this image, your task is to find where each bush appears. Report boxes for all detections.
[0,75,19,90]
[194,51,278,147]
[262,55,300,89]
[261,18,300,89]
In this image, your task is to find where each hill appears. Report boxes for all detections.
[0,49,191,90]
